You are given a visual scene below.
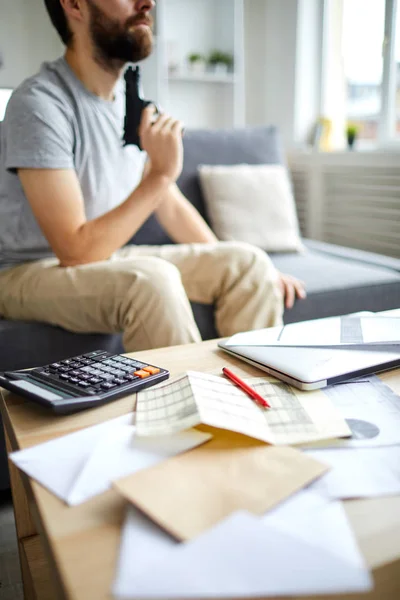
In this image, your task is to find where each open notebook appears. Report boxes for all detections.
[134,371,351,445]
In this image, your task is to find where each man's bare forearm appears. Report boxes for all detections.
[155,183,218,244]
[63,171,170,266]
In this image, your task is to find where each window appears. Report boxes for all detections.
[0,89,13,121]
[322,0,400,148]
[343,0,385,143]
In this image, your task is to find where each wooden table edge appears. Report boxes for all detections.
[2,339,400,600]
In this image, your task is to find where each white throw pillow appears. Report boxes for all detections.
[198,163,304,252]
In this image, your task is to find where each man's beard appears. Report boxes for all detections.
[86,0,154,70]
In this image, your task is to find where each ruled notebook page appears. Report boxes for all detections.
[134,371,351,445]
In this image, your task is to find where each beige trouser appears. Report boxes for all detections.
[0,242,283,352]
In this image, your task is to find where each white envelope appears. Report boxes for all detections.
[10,414,212,506]
[307,446,400,499]
[112,490,372,598]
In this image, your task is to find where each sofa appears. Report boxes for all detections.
[1,125,400,490]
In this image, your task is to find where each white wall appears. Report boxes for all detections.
[244,0,300,144]
[244,0,268,127]
[0,0,63,88]
[245,0,322,148]
[293,0,324,146]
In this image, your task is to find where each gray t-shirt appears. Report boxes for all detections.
[0,57,147,271]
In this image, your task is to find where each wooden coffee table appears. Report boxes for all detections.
[2,338,400,600]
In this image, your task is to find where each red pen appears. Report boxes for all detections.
[222,367,271,409]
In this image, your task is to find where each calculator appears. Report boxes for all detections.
[0,350,169,415]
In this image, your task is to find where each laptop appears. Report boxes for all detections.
[218,316,400,390]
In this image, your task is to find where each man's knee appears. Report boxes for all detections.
[112,257,185,311]
[216,241,278,282]
[114,257,183,299]
[116,258,201,350]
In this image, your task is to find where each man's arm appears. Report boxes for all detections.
[155,183,218,244]
[18,167,170,266]
[17,106,184,267]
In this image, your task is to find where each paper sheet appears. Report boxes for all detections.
[307,446,400,499]
[225,315,400,347]
[113,440,327,540]
[303,375,400,449]
[112,494,372,598]
[10,414,212,506]
[135,371,351,445]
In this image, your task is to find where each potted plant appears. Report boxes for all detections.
[346,123,359,150]
[207,50,234,74]
[187,52,206,74]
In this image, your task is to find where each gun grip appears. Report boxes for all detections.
[123,66,157,149]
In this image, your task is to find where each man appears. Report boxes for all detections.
[0,0,305,352]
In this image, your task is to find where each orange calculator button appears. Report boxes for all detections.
[143,366,161,375]
[135,369,151,379]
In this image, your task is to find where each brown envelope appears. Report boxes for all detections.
[114,426,328,541]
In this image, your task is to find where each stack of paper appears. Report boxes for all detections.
[302,375,400,499]
[10,414,212,506]
[113,438,328,540]
[112,490,372,598]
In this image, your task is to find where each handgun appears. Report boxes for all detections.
[123,65,158,150]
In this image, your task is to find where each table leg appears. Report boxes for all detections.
[5,430,38,599]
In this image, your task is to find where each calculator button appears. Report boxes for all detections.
[58,366,71,373]
[89,370,104,377]
[134,370,151,379]
[101,382,117,389]
[116,358,130,365]
[50,363,62,369]
[70,370,81,377]
[125,359,146,368]
[69,361,81,369]
[82,351,108,359]
[69,378,80,384]
[143,366,161,375]
[99,373,115,380]
[88,377,102,385]
[124,375,139,382]
[110,369,124,376]
[113,378,127,385]
[78,381,91,388]
[79,359,93,366]
[60,374,70,380]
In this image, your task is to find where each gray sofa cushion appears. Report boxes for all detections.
[0,302,217,372]
[272,240,400,323]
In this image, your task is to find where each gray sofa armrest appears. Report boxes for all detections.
[303,239,400,273]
